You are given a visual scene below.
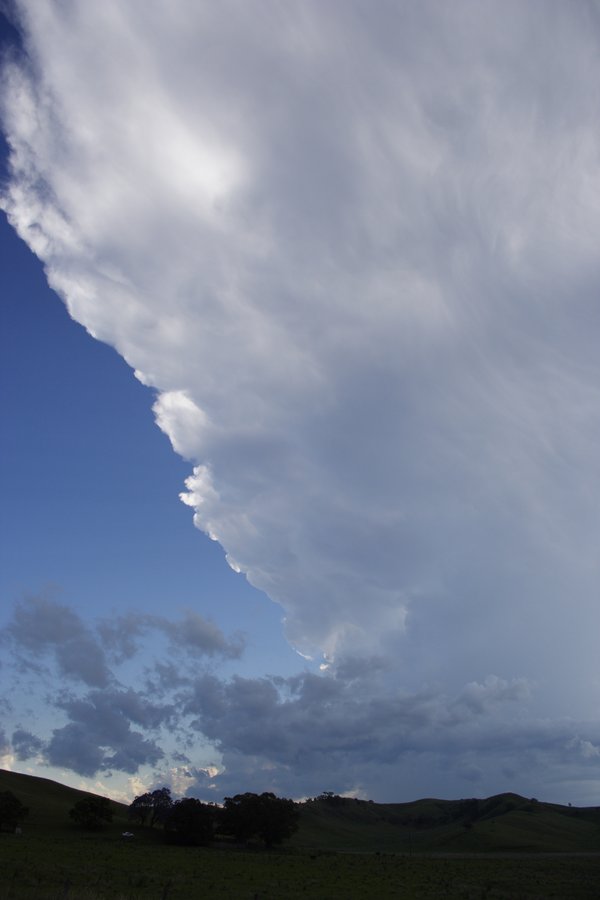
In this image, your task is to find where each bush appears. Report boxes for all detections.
[0,791,29,832]
[129,788,172,827]
[69,796,113,830]
[164,798,216,845]
[222,792,299,848]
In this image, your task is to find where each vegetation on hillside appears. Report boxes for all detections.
[296,790,600,853]
[69,795,114,831]
[0,790,28,832]
[126,787,299,848]
[1,770,600,898]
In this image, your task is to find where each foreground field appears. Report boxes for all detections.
[1,769,599,898]
[1,831,600,899]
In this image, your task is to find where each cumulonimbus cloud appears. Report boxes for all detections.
[3,1,600,800]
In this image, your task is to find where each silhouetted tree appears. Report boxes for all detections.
[128,793,152,826]
[164,798,216,845]
[129,788,172,827]
[0,791,29,832]
[222,792,298,848]
[69,796,113,830]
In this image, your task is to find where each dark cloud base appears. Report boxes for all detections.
[2,597,599,804]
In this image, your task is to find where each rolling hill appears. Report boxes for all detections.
[0,768,129,835]
[293,791,600,853]
[2,768,600,853]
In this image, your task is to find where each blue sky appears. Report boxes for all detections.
[0,208,289,647]
[0,168,310,799]
[1,1,600,806]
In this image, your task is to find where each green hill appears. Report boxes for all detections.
[2,768,600,854]
[0,768,129,835]
[1,771,600,898]
[293,791,600,853]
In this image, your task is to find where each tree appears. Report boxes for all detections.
[128,792,153,826]
[164,798,216,846]
[222,792,299,848]
[69,795,113,830]
[0,791,29,832]
[128,788,172,827]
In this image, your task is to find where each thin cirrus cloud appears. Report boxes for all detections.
[2,1,600,802]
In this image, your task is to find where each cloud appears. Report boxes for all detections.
[568,737,600,762]
[46,690,166,776]
[3,2,600,802]
[11,728,44,761]
[3,0,600,675]
[45,723,106,777]
[180,668,600,801]
[185,670,528,770]
[98,609,244,662]
[2,593,600,801]
[5,595,111,687]
[2,597,244,682]
[157,609,244,659]
[451,676,531,719]
[8,686,172,778]
[0,597,245,779]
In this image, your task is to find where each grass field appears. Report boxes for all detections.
[1,769,599,899]
[2,833,600,899]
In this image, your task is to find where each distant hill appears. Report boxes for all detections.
[2,769,600,853]
[293,792,600,853]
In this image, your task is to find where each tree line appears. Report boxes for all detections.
[4,785,356,848]
[66,787,299,848]
[127,788,299,847]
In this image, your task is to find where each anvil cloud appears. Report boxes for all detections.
[2,1,600,803]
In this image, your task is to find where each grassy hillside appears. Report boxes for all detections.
[0,768,129,835]
[1,771,600,898]
[293,791,600,853]
[2,768,599,854]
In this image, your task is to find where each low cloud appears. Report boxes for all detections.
[5,595,111,687]
[3,596,244,684]
[184,671,533,788]
[2,596,600,802]
[157,610,244,659]
[47,691,166,776]
[98,610,244,662]
[12,728,44,761]
[179,669,600,802]
[0,597,246,779]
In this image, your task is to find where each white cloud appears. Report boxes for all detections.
[3,0,600,801]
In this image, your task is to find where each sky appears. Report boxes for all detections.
[1,0,600,807]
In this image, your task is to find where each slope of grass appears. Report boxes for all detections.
[293,792,600,853]
[3,768,600,854]
[1,771,600,898]
[0,768,129,835]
